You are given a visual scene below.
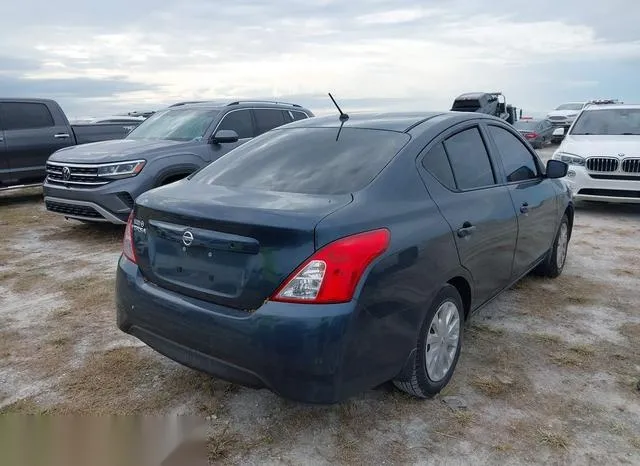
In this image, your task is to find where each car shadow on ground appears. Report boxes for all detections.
[0,188,43,207]
[575,200,640,218]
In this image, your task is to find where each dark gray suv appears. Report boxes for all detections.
[43,100,314,224]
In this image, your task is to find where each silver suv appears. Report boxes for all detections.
[43,100,314,224]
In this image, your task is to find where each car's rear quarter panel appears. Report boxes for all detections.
[315,145,463,390]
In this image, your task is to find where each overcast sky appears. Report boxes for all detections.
[3,0,640,118]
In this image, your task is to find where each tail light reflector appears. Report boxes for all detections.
[123,212,137,264]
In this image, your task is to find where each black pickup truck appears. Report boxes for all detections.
[0,98,141,191]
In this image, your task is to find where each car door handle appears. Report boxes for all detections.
[54,133,70,139]
[520,202,529,214]
[457,222,476,238]
[0,136,3,142]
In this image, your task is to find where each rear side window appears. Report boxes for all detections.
[443,127,496,190]
[191,127,410,195]
[290,111,308,121]
[422,143,456,190]
[1,102,55,130]
[253,109,286,135]
[217,110,254,139]
[487,125,540,182]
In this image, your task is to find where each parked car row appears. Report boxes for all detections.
[42,100,314,223]
[6,92,639,404]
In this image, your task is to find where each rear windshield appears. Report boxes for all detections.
[514,120,539,129]
[126,108,220,141]
[190,127,411,195]
[570,108,640,135]
[555,103,584,111]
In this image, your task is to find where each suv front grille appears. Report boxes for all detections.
[622,158,640,173]
[586,157,619,172]
[46,163,110,187]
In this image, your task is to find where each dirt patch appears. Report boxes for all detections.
[1,183,640,464]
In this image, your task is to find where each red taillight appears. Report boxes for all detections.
[122,212,137,264]
[525,132,538,139]
[271,229,390,304]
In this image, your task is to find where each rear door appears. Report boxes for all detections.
[0,102,74,184]
[484,123,559,277]
[252,109,288,136]
[419,124,518,305]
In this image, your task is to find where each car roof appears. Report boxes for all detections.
[164,100,311,112]
[282,111,506,133]
[583,104,640,111]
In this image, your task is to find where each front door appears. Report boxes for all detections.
[419,125,518,306]
[484,123,559,276]
[209,108,255,162]
[0,102,74,184]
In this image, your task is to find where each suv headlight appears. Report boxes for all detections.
[97,160,146,179]
[553,152,585,166]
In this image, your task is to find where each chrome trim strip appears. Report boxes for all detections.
[44,196,127,224]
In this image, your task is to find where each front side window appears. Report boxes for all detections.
[216,110,254,139]
[443,127,496,190]
[127,108,219,141]
[0,102,55,130]
[488,125,540,182]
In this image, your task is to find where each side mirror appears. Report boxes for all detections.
[546,159,568,179]
[552,127,565,137]
[210,129,239,144]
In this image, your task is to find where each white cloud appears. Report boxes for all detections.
[355,8,439,25]
[2,0,640,115]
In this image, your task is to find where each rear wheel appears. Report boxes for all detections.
[393,285,463,398]
[534,214,570,278]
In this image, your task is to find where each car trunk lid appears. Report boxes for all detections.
[133,183,352,311]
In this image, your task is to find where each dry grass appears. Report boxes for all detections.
[52,347,225,415]
[619,323,640,342]
[533,333,563,345]
[207,426,241,463]
[537,428,570,450]
[470,376,508,398]
[0,398,47,415]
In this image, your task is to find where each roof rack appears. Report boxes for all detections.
[226,100,302,108]
[168,101,209,107]
[586,99,623,106]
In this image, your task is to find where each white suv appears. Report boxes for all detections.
[547,102,587,131]
[552,104,640,203]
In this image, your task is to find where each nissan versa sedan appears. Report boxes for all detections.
[115,112,573,404]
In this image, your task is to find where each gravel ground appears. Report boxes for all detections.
[1,145,639,465]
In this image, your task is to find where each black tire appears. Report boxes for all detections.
[534,214,570,278]
[393,285,464,398]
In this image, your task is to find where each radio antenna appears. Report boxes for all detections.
[328,93,349,121]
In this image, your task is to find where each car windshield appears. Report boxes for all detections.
[555,103,584,111]
[190,127,411,195]
[570,109,640,135]
[126,108,220,141]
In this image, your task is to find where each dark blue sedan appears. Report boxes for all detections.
[115,111,573,404]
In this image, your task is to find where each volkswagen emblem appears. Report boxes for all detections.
[182,230,194,247]
[62,166,71,181]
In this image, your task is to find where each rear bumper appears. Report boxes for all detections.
[115,256,361,404]
[566,166,640,203]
